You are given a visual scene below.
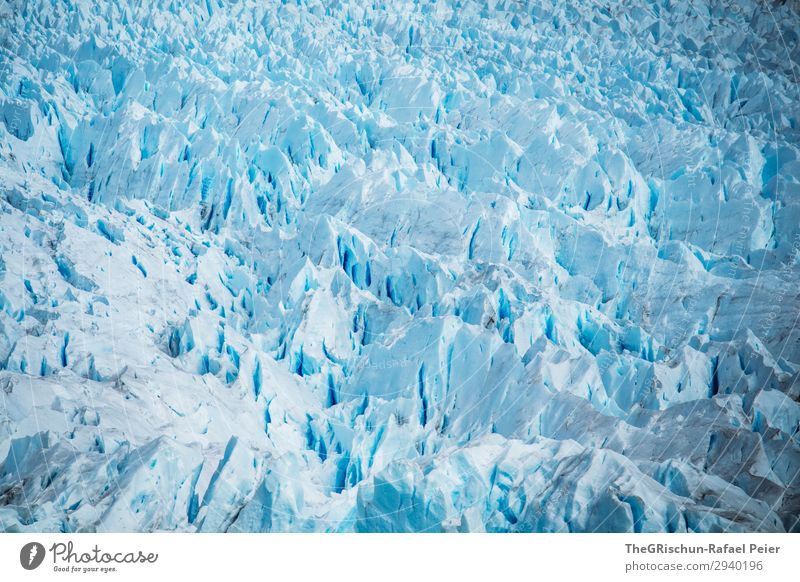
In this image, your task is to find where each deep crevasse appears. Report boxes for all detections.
[0,0,799,532]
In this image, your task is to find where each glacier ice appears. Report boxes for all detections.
[0,0,799,533]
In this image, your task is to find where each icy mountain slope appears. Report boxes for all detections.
[0,0,799,532]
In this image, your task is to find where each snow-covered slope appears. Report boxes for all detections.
[1,0,799,532]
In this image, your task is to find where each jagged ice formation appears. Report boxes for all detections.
[0,0,799,532]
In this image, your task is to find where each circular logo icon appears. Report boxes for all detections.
[20,542,46,570]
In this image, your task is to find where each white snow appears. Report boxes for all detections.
[0,0,798,532]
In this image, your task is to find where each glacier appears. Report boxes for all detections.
[0,0,799,533]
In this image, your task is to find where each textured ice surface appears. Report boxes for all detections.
[0,0,799,532]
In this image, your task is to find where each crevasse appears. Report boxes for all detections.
[0,0,798,532]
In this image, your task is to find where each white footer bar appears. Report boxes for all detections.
[1,533,796,580]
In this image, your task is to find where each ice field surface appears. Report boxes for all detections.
[0,0,799,532]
